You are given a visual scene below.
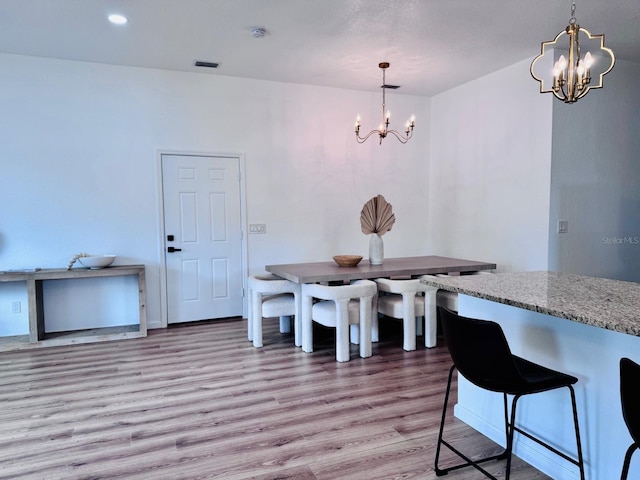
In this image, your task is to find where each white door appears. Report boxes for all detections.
[161,154,243,324]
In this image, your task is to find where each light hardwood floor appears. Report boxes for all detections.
[0,317,550,479]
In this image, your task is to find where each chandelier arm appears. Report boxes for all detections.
[387,129,412,144]
[553,86,566,102]
[575,85,590,100]
[356,129,383,144]
[555,72,568,101]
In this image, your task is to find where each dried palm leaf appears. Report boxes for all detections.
[360,194,395,236]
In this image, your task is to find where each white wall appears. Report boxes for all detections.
[428,57,554,272]
[548,58,640,282]
[0,53,430,331]
[422,52,640,279]
[3,50,636,334]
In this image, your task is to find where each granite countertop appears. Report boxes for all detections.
[421,271,640,336]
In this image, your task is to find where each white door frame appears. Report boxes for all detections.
[156,150,248,328]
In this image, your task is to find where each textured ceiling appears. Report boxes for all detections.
[0,0,638,97]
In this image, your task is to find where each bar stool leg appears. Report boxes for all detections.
[568,386,586,480]
[621,443,637,480]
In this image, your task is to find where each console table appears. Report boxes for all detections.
[0,265,147,351]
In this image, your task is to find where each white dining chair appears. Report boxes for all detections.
[374,277,437,351]
[434,274,459,312]
[247,273,301,348]
[417,271,494,347]
[431,271,494,313]
[301,279,377,362]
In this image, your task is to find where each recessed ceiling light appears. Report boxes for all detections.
[108,14,128,25]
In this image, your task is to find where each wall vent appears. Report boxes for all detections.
[194,61,219,69]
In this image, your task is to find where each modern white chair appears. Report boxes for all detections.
[374,278,437,351]
[432,271,494,313]
[301,279,377,362]
[434,274,459,312]
[247,273,301,348]
[418,271,494,346]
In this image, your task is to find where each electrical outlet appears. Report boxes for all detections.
[11,301,21,314]
[249,224,267,234]
[558,220,569,234]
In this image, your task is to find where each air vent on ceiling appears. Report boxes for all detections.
[381,84,400,89]
[194,61,219,69]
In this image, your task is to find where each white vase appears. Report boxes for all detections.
[369,233,384,265]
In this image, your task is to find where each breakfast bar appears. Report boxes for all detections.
[421,271,640,479]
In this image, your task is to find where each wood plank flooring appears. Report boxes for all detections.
[0,317,550,479]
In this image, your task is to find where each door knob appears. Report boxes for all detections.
[167,246,182,253]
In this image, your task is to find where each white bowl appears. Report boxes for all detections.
[78,255,116,269]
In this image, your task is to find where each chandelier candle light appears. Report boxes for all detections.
[530,0,615,104]
[355,62,415,144]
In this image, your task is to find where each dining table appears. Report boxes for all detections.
[265,255,496,284]
[265,255,497,353]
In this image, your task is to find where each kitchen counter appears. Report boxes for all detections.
[421,270,640,336]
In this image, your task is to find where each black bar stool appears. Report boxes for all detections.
[620,357,640,479]
[434,306,585,480]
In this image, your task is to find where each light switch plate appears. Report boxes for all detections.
[249,224,266,234]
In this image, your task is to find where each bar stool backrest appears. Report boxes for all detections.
[621,358,640,444]
[620,357,640,480]
[439,306,527,394]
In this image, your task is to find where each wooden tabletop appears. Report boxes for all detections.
[0,264,145,282]
[265,255,496,284]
